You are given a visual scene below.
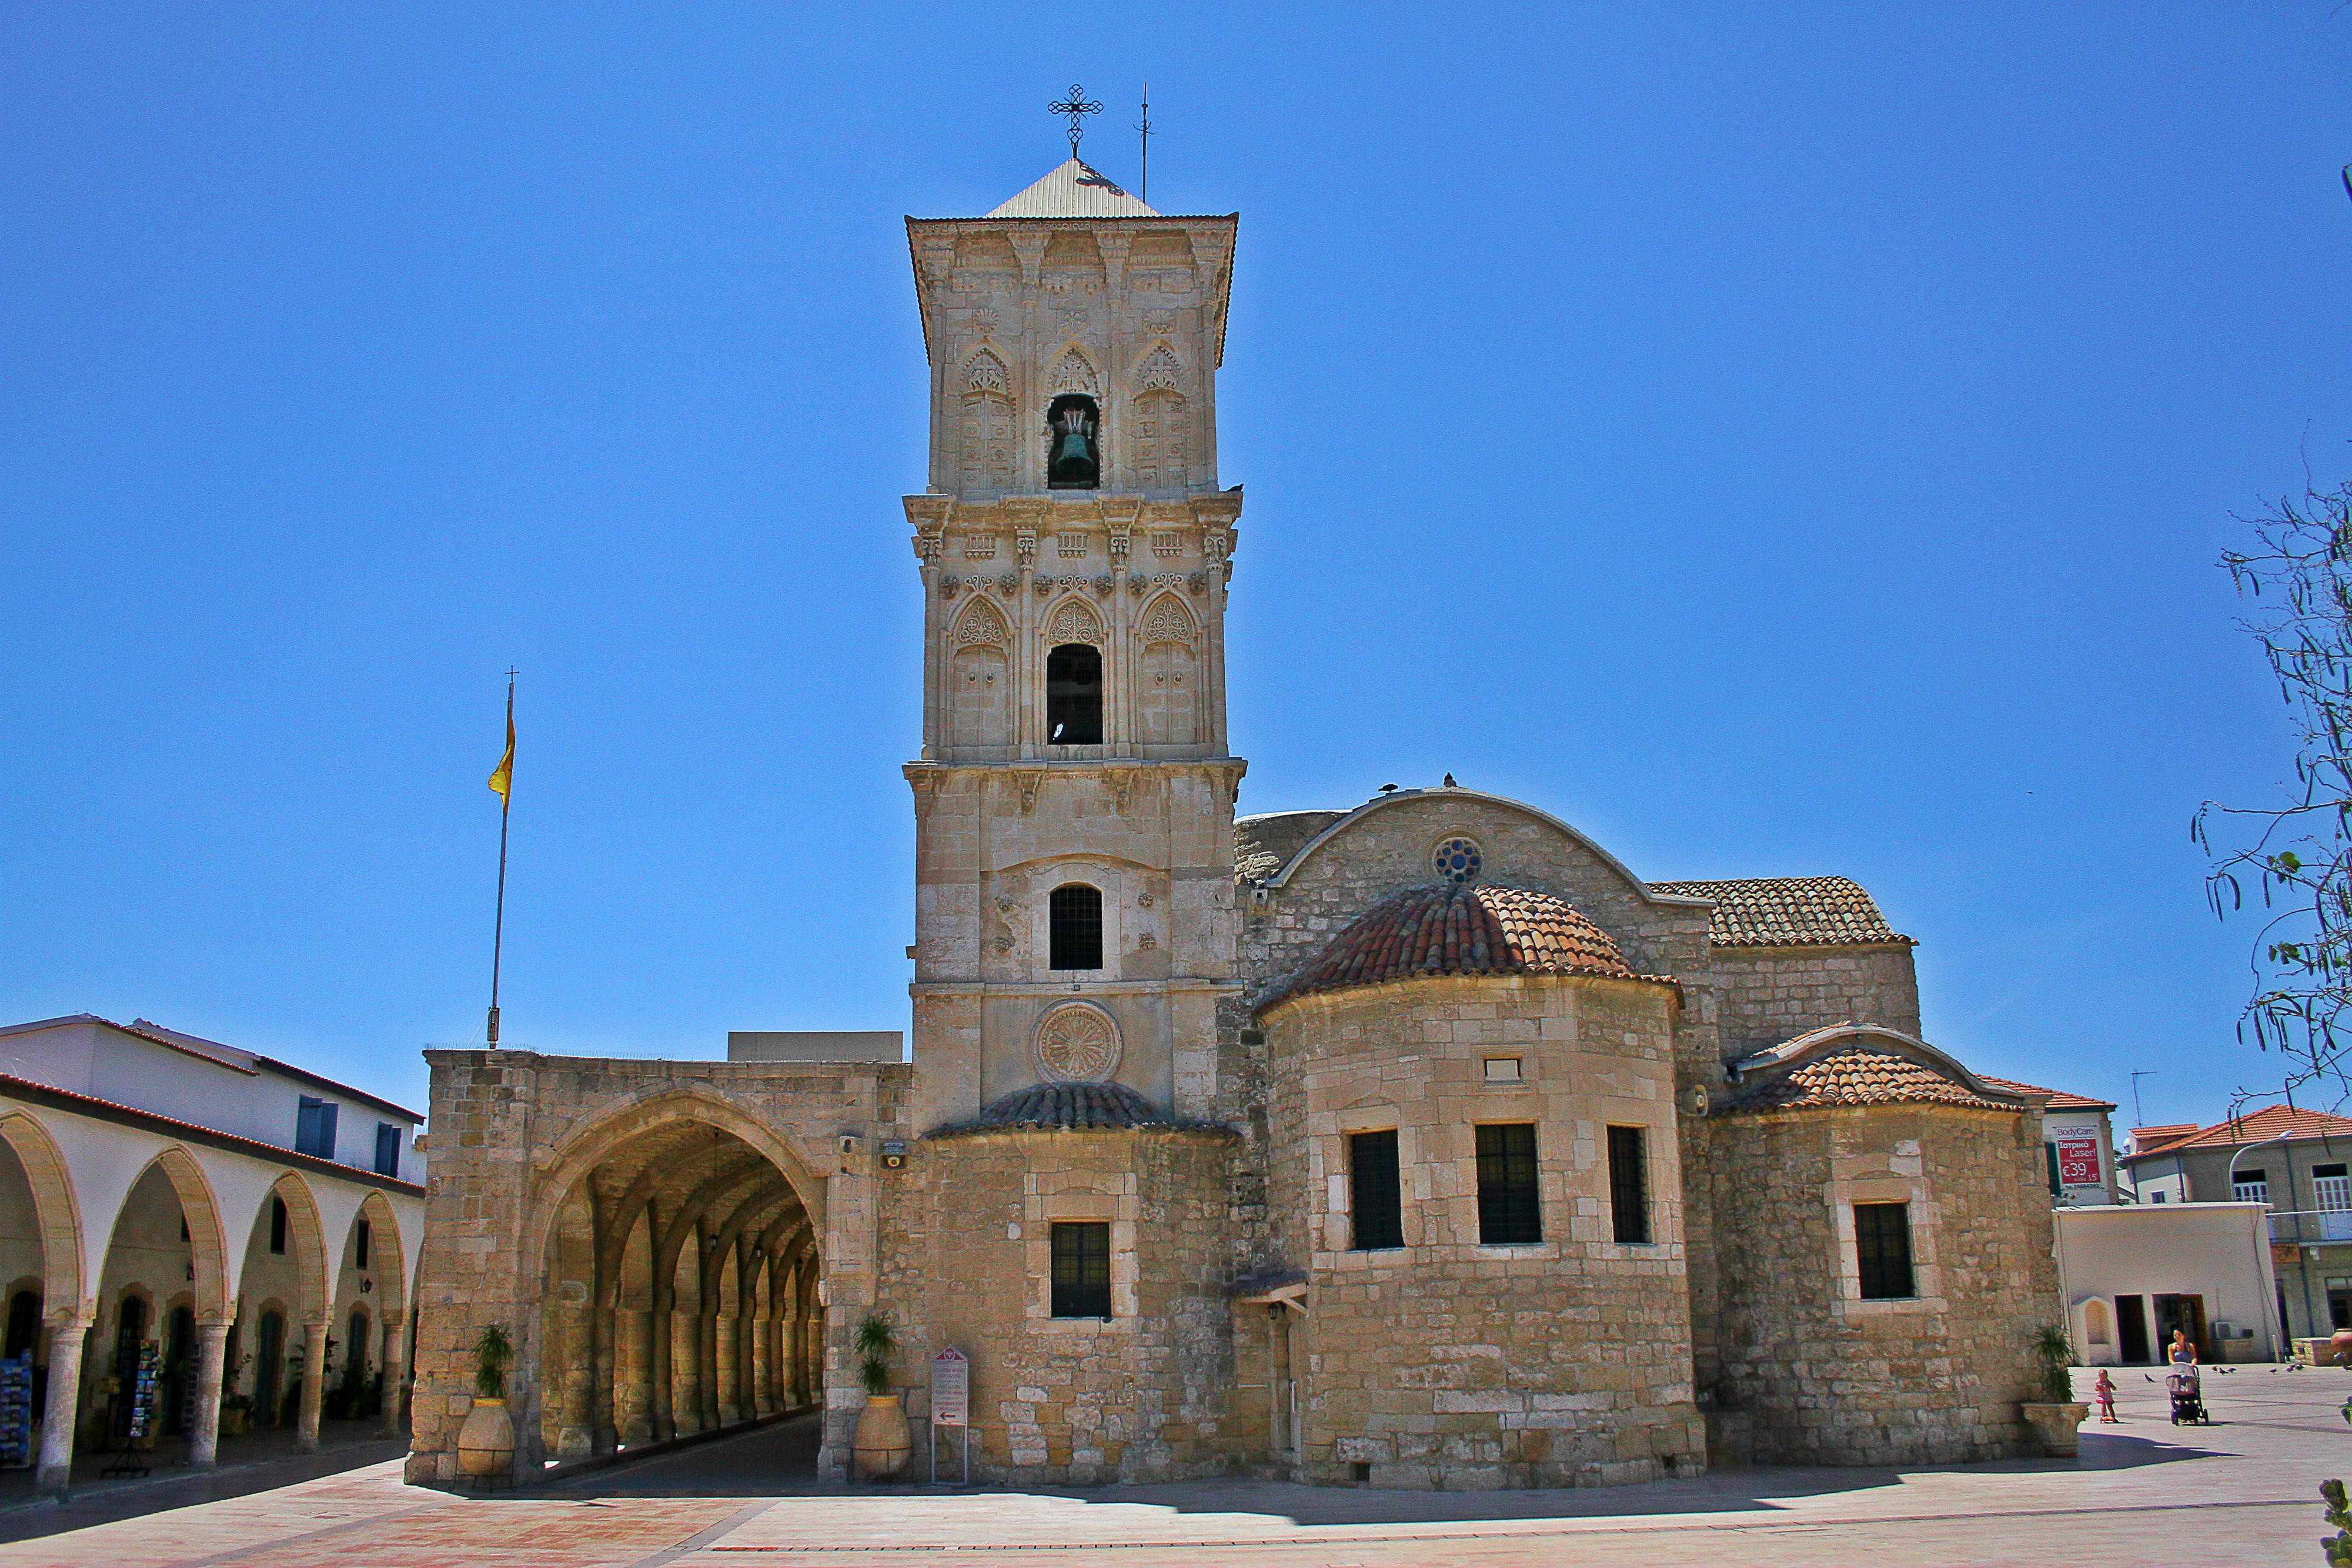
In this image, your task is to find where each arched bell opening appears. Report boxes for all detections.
[534,1119,822,1470]
[1045,393,1100,490]
[1045,643,1104,745]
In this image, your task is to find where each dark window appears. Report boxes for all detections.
[354,1218,371,1271]
[4,1290,39,1361]
[295,1096,338,1160]
[1045,643,1103,744]
[374,1123,402,1178]
[269,1195,288,1255]
[1475,1124,1542,1245]
[1049,883,1104,971]
[1348,1130,1404,1251]
[1608,1125,1651,1245]
[2044,1142,2061,1197]
[1045,393,1100,490]
[1855,1201,1915,1299]
[1050,1222,1111,1318]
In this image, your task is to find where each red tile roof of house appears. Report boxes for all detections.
[1265,882,1659,1008]
[2128,1124,2199,1152]
[2119,1104,2352,1160]
[1648,876,1913,948]
[1730,1045,2017,1114]
[1980,1076,2116,1112]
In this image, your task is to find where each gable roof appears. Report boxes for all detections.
[1648,876,1913,948]
[986,158,1158,219]
[2118,1104,2352,1162]
[1979,1075,2117,1113]
[0,1013,423,1122]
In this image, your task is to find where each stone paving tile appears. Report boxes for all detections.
[0,1371,2340,1567]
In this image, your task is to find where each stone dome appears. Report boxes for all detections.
[1269,882,1645,1005]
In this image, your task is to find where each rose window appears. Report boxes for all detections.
[1433,837,1483,884]
[1034,1001,1122,1084]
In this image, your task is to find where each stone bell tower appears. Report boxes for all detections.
[902,156,1243,1131]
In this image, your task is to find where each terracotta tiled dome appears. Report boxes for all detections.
[1730,1045,2014,1114]
[1274,882,1642,1003]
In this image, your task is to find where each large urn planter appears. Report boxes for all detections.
[2020,1401,2090,1457]
[853,1393,911,1479]
[456,1397,516,1482]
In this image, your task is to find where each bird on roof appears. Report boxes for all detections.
[1443,773,1458,788]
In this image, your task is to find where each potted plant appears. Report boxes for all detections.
[2019,1324,2090,1457]
[455,1324,516,1485]
[850,1313,911,1479]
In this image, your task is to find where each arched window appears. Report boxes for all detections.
[1046,644,1102,744]
[269,1195,288,1255]
[1049,884,1104,972]
[2,1289,39,1362]
[1046,394,1100,490]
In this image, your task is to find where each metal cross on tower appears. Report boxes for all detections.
[1050,84,1102,157]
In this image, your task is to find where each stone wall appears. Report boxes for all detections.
[1708,1104,2056,1465]
[873,1127,1237,1483]
[1259,972,1705,1488]
[1709,946,1921,1060]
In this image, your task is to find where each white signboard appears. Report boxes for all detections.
[930,1348,969,1427]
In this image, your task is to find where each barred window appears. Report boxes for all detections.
[1349,1130,1404,1251]
[1048,884,1104,971]
[1475,1124,1542,1245]
[1607,1125,1651,1245]
[1050,1222,1111,1318]
[1855,1201,1915,1300]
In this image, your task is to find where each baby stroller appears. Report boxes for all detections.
[2166,1365,2209,1425]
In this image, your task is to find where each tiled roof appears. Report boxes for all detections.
[1266,882,1652,1008]
[1730,1045,2016,1114]
[2118,1104,2352,1160]
[1648,877,1912,948]
[985,158,1159,219]
[1980,1076,2117,1112]
[2128,1124,2200,1153]
[1235,811,1345,884]
[930,1081,1231,1138]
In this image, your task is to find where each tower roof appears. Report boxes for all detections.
[985,157,1159,219]
[1263,882,1658,1011]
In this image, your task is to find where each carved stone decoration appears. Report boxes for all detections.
[1093,573,1115,598]
[1140,594,1197,647]
[1049,347,1100,398]
[1017,773,1041,814]
[1033,1000,1122,1085]
[1034,577,1055,597]
[1128,576,1147,598]
[938,573,961,600]
[1134,342,1184,393]
[951,596,1009,650]
[995,571,1019,593]
[1187,570,1208,596]
[1143,310,1177,334]
[1047,598,1104,646]
[963,348,1009,394]
[1137,932,1157,950]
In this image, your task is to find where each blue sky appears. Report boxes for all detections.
[3,4,2348,1129]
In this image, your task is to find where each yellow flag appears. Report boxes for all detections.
[488,700,514,803]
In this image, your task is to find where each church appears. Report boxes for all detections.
[403,150,2061,1492]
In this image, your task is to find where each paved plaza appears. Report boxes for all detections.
[0,1370,2340,1567]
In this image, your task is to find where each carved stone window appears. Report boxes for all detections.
[1047,887,1104,975]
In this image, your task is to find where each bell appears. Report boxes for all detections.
[1051,426,1095,484]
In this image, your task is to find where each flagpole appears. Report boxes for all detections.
[487,670,514,1046]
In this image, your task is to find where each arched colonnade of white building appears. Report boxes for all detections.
[0,1091,423,1494]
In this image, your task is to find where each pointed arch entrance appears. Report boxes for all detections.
[533,1114,823,1469]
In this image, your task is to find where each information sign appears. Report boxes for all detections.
[930,1347,968,1426]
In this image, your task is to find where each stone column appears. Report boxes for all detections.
[297,1321,328,1450]
[697,1312,721,1431]
[377,1315,407,1439]
[590,1302,617,1453]
[188,1319,233,1466]
[35,1315,91,1496]
[650,1287,675,1441]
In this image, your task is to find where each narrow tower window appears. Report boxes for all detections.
[1348,1130,1404,1251]
[1050,1221,1111,1318]
[1045,394,1100,489]
[1045,644,1103,744]
[1855,1201,1915,1299]
[1474,1123,1542,1245]
[1049,884,1104,971]
[1608,1125,1651,1244]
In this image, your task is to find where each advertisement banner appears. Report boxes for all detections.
[2054,1129,2102,1188]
